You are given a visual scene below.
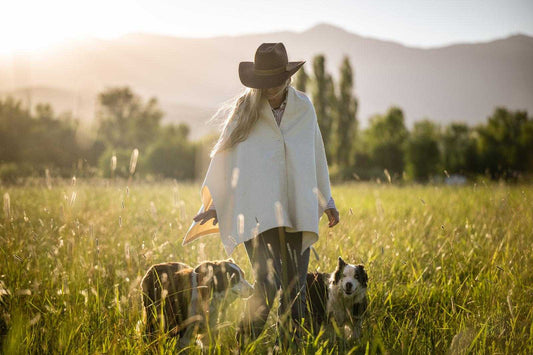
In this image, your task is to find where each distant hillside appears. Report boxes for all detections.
[1,23,532,138]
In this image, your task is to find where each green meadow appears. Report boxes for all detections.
[1,181,532,354]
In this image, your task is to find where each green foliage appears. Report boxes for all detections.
[144,125,196,180]
[442,123,478,175]
[311,55,336,162]
[0,163,35,184]
[364,107,408,178]
[1,182,532,353]
[293,65,309,92]
[2,77,533,183]
[334,56,358,167]
[96,87,163,150]
[405,120,441,182]
[0,97,32,163]
[0,87,199,181]
[476,107,532,178]
[305,56,533,183]
[0,98,91,179]
[94,87,197,180]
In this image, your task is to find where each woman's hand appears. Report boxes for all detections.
[325,208,339,228]
[193,209,218,225]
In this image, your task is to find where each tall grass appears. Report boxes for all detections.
[0,181,531,353]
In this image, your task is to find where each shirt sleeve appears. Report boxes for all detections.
[326,196,336,210]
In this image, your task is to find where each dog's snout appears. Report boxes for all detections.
[239,280,254,298]
[346,282,353,291]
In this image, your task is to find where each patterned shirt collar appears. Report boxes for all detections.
[271,88,288,126]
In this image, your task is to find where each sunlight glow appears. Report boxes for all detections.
[1,0,532,55]
[1,0,143,54]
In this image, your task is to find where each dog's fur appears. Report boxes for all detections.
[306,257,368,339]
[141,259,253,347]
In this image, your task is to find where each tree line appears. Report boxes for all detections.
[1,55,532,183]
[0,90,199,183]
[294,54,533,182]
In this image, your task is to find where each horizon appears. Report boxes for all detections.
[2,22,531,59]
[2,0,533,55]
[114,22,531,48]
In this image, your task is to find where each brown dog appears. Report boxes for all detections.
[141,259,253,347]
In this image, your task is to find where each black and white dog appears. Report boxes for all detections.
[141,259,253,347]
[306,257,368,339]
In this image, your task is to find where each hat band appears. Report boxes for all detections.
[253,64,288,76]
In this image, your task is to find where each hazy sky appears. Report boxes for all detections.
[2,0,532,54]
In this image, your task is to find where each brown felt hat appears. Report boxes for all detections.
[239,43,305,89]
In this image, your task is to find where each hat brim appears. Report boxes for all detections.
[239,61,305,89]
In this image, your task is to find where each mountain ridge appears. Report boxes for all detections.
[1,23,531,139]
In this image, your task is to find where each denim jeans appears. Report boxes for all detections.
[238,227,310,341]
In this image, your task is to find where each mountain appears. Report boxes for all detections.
[1,23,532,138]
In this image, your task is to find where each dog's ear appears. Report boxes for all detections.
[333,257,346,283]
[358,265,368,286]
[227,258,235,263]
[194,262,214,275]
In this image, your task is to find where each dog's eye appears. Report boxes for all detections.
[228,272,239,284]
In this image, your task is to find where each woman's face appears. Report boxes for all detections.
[264,81,287,100]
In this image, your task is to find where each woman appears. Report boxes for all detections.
[183,43,339,344]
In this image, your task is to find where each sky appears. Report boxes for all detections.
[2,0,533,54]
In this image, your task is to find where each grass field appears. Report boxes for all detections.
[1,180,532,354]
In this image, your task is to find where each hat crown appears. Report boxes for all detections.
[253,43,288,70]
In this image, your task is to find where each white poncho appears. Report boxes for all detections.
[183,86,332,255]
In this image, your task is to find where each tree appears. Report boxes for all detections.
[441,123,477,175]
[0,98,84,179]
[293,64,309,92]
[519,119,533,173]
[311,55,336,162]
[334,56,358,167]
[28,104,80,169]
[96,87,163,150]
[364,107,408,177]
[0,97,32,163]
[405,120,441,182]
[476,107,531,178]
[145,124,196,179]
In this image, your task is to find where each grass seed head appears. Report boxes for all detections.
[238,213,244,236]
[129,149,139,175]
[70,191,77,207]
[231,167,240,188]
[3,192,10,220]
[384,169,392,184]
[274,201,284,226]
[45,168,52,189]
[110,154,117,172]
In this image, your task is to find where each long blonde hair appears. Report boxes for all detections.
[209,78,291,158]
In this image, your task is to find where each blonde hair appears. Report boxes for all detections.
[209,78,291,158]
